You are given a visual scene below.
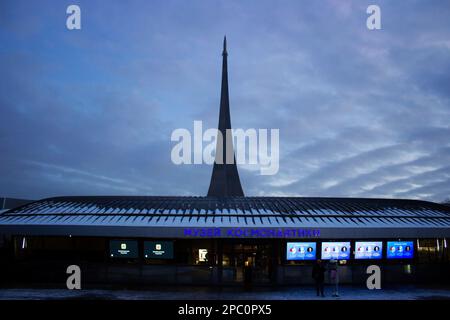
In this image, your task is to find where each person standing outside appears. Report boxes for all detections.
[312,259,326,297]
[329,259,339,297]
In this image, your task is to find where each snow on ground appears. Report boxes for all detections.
[0,285,450,300]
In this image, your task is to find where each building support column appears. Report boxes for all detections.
[217,239,223,284]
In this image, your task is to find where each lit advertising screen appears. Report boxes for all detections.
[387,241,414,259]
[286,242,316,261]
[110,240,138,258]
[144,241,174,259]
[355,241,383,260]
[321,242,351,260]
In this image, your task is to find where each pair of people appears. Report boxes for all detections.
[312,259,339,297]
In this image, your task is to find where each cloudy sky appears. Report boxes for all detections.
[1,0,449,202]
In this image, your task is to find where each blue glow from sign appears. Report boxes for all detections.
[183,228,320,238]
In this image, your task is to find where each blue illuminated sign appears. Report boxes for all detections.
[183,228,320,238]
[387,241,414,259]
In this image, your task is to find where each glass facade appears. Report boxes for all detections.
[3,235,449,286]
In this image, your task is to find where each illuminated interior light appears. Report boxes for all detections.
[199,249,208,262]
[404,264,412,274]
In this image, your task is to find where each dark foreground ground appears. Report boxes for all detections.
[1,285,450,300]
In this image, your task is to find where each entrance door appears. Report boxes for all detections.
[221,241,273,284]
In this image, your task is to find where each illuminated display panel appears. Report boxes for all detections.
[321,242,351,260]
[355,241,383,260]
[387,241,414,259]
[144,241,174,259]
[110,240,138,258]
[286,242,317,261]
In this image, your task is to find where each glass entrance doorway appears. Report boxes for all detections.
[221,241,274,284]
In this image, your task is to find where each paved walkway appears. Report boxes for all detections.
[1,285,450,300]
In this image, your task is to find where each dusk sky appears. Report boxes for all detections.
[1,0,449,202]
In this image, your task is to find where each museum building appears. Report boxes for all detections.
[0,38,449,287]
